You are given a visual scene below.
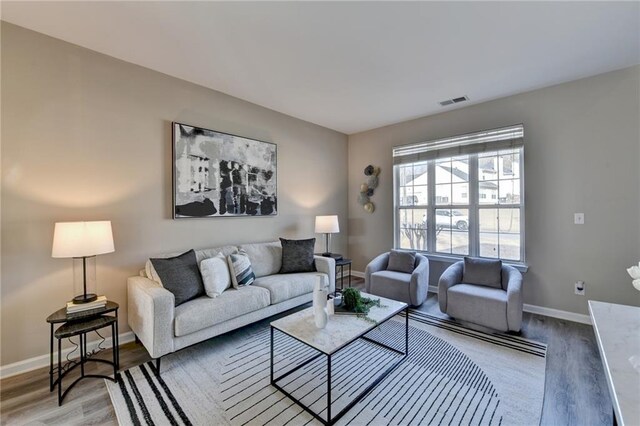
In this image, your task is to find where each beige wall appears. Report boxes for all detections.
[349,65,640,315]
[0,23,348,366]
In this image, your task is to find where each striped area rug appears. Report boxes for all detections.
[106,310,546,425]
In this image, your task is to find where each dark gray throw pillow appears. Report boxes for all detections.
[387,249,416,273]
[462,257,502,289]
[150,249,204,306]
[279,238,317,273]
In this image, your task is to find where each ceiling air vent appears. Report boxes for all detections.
[439,96,469,107]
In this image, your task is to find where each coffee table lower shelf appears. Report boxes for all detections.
[270,307,409,426]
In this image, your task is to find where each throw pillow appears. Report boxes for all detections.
[462,257,503,289]
[387,249,416,273]
[227,249,256,288]
[200,254,231,298]
[279,237,317,274]
[145,259,162,284]
[150,249,204,306]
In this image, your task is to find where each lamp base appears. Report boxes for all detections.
[72,293,98,304]
[322,253,343,260]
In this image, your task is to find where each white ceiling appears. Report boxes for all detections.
[2,1,639,134]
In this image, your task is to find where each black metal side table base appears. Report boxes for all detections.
[335,258,352,295]
[47,302,120,406]
[270,306,409,425]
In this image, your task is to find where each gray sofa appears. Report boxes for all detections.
[364,252,429,307]
[438,260,523,332]
[127,242,335,363]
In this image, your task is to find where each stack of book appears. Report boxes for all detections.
[66,295,107,314]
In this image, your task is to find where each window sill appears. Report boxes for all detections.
[420,252,529,273]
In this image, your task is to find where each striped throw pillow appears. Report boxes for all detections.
[227,250,256,288]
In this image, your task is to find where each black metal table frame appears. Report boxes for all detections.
[270,306,409,425]
[49,315,120,405]
[335,260,352,292]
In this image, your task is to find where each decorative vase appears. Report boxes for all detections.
[315,305,328,328]
[313,277,328,329]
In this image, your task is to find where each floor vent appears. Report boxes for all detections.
[439,96,469,107]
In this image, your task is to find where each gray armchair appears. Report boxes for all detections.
[365,252,429,306]
[438,259,523,332]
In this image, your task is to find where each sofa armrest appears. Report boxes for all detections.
[365,252,390,293]
[314,256,336,293]
[438,261,463,313]
[503,265,524,332]
[127,276,175,359]
[409,254,430,306]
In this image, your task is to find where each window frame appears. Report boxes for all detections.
[393,146,526,266]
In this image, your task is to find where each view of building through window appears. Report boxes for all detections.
[394,126,524,262]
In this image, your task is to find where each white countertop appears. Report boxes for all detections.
[588,300,640,426]
[271,293,407,355]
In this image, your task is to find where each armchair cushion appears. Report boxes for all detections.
[462,257,502,289]
[387,250,416,273]
[447,284,508,331]
[369,270,412,302]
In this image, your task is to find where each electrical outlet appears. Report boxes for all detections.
[575,281,585,295]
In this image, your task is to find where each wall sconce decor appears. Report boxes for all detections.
[357,165,380,213]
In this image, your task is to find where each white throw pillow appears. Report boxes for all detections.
[145,259,163,286]
[200,254,232,298]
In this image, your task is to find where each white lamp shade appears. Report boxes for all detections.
[315,215,340,234]
[52,221,115,258]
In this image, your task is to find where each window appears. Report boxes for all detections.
[393,125,524,262]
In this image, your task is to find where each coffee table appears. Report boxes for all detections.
[270,293,408,425]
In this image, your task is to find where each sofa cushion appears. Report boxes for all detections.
[370,270,411,302]
[462,257,502,289]
[279,238,317,273]
[195,245,238,264]
[174,286,270,337]
[150,250,204,306]
[387,250,416,273]
[447,284,508,331]
[200,254,231,298]
[239,242,282,278]
[252,272,320,304]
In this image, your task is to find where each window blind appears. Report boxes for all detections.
[393,124,524,165]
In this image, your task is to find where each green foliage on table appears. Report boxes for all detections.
[341,288,382,316]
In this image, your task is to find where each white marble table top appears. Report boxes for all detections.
[270,293,407,355]
[588,300,640,426]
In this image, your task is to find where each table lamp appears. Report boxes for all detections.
[315,215,342,259]
[52,221,115,303]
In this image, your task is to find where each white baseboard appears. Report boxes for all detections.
[0,331,135,380]
[350,270,365,279]
[523,304,591,324]
[354,271,591,325]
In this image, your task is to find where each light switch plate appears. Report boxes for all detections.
[574,213,585,225]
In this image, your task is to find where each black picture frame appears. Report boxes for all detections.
[172,122,278,218]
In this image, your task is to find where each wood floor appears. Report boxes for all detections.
[1,277,611,425]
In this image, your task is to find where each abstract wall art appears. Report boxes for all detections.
[172,122,277,218]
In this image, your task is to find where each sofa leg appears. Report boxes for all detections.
[152,357,161,375]
[507,330,522,336]
[134,334,140,344]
